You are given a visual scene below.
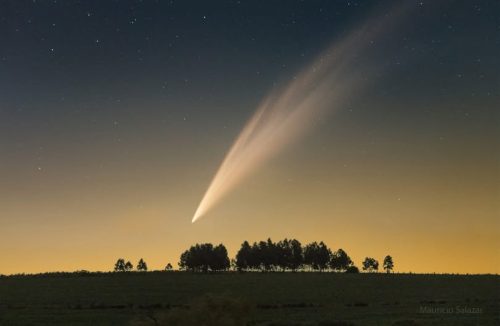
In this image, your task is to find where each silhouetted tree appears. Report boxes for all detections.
[275,239,287,271]
[303,242,317,270]
[114,258,126,272]
[275,238,303,271]
[330,249,353,272]
[237,238,304,272]
[289,239,304,271]
[383,255,394,273]
[175,238,390,274]
[178,250,189,271]
[178,243,230,272]
[317,242,332,271]
[165,263,173,271]
[362,257,379,272]
[248,242,260,270]
[124,260,133,272]
[212,244,231,271]
[268,238,280,270]
[276,238,303,271]
[256,238,278,271]
[304,241,332,271]
[235,241,252,271]
[137,258,148,271]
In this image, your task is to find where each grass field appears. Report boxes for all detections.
[0,272,498,325]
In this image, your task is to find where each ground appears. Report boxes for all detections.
[0,272,498,325]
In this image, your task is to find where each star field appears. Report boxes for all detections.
[0,0,498,274]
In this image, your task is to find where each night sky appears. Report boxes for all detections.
[1,0,498,274]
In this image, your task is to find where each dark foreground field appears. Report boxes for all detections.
[0,272,498,325]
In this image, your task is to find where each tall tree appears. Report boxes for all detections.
[304,241,332,271]
[362,257,379,272]
[212,244,230,271]
[249,242,260,270]
[114,258,126,272]
[276,238,303,271]
[267,238,278,270]
[304,242,319,271]
[257,238,278,271]
[137,258,148,271]
[383,255,394,273]
[235,241,252,271]
[178,250,190,271]
[276,239,291,271]
[289,239,303,271]
[330,249,353,272]
[317,242,332,271]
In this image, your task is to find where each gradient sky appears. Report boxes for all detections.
[1,0,498,275]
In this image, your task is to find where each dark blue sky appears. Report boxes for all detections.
[1,1,498,127]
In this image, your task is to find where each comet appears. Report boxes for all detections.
[192,5,409,223]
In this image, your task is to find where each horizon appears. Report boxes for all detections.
[1,235,498,276]
[1,0,499,276]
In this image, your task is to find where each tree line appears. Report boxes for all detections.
[114,238,394,273]
[232,238,393,273]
